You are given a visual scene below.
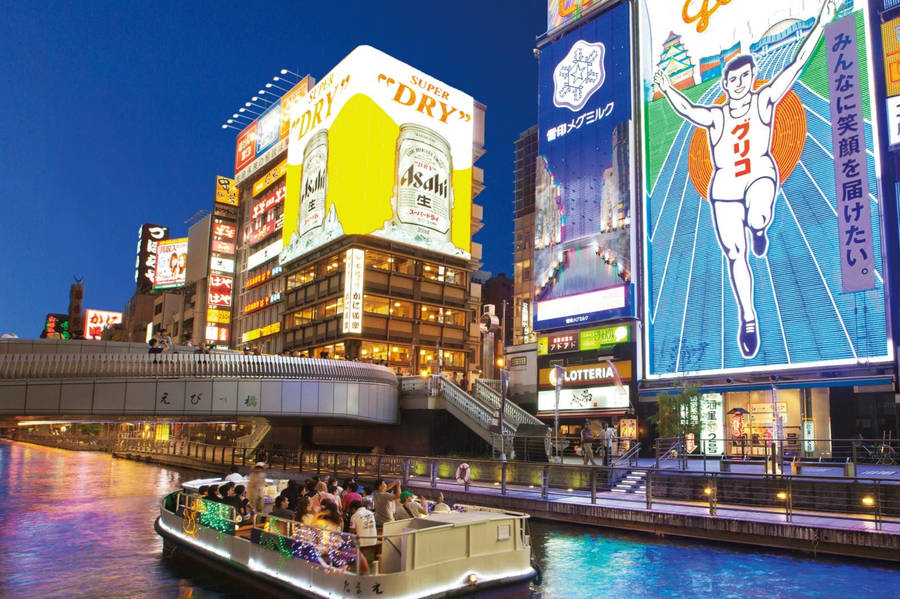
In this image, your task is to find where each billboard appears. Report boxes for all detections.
[134,223,169,293]
[547,0,604,32]
[153,238,188,289]
[235,121,257,173]
[535,2,634,331]
[641,0,892,377]
[212,220,236,255]
[207,274,233,308]
[279,45,475,265]
[215,176,239,206]
[84,309,123,340]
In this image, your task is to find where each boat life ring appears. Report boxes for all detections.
[531,563,543,587]
[455,463,471,484]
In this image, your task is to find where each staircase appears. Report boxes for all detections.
[611,470,646,494]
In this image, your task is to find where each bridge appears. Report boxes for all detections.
[0,340,544,453]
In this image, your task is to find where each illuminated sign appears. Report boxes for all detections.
[251,183,286,220]
[243,293,282,314]
[242,321,281,343]
[209,256,235,274]
[207,274,233,308]
[212,221,236,254]
[887,96,900,147]
[206,309,231,325]
[41,313,71,339]
[246,265,282,289]
[153,238,188,289]
[509,356,527,367]
[280,46,475,266]
[234,121,257,173]
[537,385,630,412]
[205,325,229,343]
[135,223,169,292]
[248,239,282,270]
[342,248,365,334]
[84,309,123,340]
[252,159,288,196]
[641,1,892,378]
[882,16,900,97]
[248,218,278,246]
[215,176,239,206]
[539,360,631,388]
[535,4,634,330]
[579,324,630,350]
[256,101,281,156]
[547,0,601,32]
[547,332,578,353]
[280,77,312,140]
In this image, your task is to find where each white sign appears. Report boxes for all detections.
[553,39,606,111]
[209,256,235,274]
[342,249,365,334]
[887,96,900,146]
[536,285,626,323]
[247,239,283,270]
[699,393,724,456]
[803,419,816,453]
[537,385,630,412]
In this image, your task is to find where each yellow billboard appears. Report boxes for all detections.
[883,16,900,97]
[215,176,239,206]
[280,46,474,265]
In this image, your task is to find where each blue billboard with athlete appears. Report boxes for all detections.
[641,0,893,377]
[534,1,635,332]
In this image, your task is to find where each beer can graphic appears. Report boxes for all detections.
[298,129,328,239]
[393,124,453,244]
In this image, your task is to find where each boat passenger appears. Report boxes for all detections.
[223,484,249,520]
[372,479,401,527]
[283,480,300,510]
[295,496,315,526]
[398,491,426,518]
[247,462,267,512]
[432,492,451,514]
[197,485,209,497]
[271,495,295,519]
[310,481,337,514]
[348,499,377,566]
[316,498,344,533]
[224,466,243,483]
[205,484,222,502]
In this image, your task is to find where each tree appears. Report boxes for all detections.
[650,382,703,442]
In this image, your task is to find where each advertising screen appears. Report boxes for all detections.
[135,223,169,292]
[641,1,892,377]
[84,309,123,340]
[535,2,634,330]
[547,0,603,32]
[153,238,188,289]
[279,45,475,265]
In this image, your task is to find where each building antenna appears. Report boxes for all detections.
[185,209,209,225]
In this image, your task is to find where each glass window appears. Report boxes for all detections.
[441,349,466,368]
[321,297,344,317]
[312,342,345,360]
[323,254,344,274]
[363,295,390,315]
[390,299,413,318]
[419,304,465,326]
[360,342,390,362]
[421,263,464,285]
[290,307,316,328]
[365,251,392,271]
[287,266,316,289]
[393,256,415,275]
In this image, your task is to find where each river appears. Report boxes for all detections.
[1,440,897,598]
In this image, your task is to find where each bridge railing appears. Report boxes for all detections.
[0,352,397,385]
[471,378,544,429]
[116,441,900,530]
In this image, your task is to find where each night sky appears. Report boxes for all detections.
[0,0,545,336]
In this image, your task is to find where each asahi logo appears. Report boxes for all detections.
[301,167,326,201]
[399,164,448,199]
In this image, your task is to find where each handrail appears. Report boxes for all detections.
[0,352,397,385]
[613,442,641,468]
[435,377,508,435]
[471,378,543,428]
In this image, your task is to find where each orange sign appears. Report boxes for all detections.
[883,16,900,97]
[279,77,312,141]
[215,176,239,206]
[252,159,288,196]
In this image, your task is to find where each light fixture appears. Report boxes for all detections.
[776,491,788,500]
[861,496,875,506]
[703,487,712,496]
[466,573,478,585]
[268,80,290,92]
[280,68,301,78]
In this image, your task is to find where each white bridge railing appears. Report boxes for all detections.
[0,352,397,385]
[473,379,544,428]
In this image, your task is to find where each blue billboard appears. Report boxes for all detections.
[534,1,634,331]
[641,0,893,377]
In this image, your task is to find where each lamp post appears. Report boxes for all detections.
[499,369,509,462]
[553,364,566,463]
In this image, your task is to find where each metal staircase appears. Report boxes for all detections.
[610,470,647,494]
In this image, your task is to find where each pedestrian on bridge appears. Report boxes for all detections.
[581,419,597,466]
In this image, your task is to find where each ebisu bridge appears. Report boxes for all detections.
[0,340,399,423]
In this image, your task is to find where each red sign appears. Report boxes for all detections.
[234,121,258,173]
[251,183,285,220]
[212,220,237,254]
[248,219,277,245]
[213,222,236,240]
[246,269,272,289]
[207,275,233,308]
[548,332,578,353]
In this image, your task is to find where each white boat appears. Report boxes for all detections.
[155,480,537,598]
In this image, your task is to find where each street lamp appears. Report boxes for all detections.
[499,369,509,462]
[552,364,566,463]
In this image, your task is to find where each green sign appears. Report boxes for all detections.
[579,324,630,351]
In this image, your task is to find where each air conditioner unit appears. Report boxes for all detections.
[483,304,496,316]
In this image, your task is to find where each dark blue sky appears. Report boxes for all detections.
[0,0,545,336]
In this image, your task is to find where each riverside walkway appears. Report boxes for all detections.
[109,439,900,562]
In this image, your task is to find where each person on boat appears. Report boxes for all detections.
[247,462,267,512]
[348,499,377,567]
[431,492,451,514]
[295,495,316,526]
[229,484,251,520]
[282,479,300,510]
[315,498,344,532]
[224,466,243,483]
[373,478,402,527]
[271,495,295,519]
[205,484,222,503]
[218,481,235,502]
[309,481,337,514]
[398,491,426,518]
[197,485,209,497]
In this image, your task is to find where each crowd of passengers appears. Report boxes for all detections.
[193,465,453,568]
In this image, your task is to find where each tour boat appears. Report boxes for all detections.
[155,479,537,598]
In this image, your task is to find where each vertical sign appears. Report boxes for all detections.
[215,176,239,206]
[342,249,365,334]
[827,16,874,292]
[135,224,169,293]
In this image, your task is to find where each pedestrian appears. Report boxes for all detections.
[604,422,617,465]
[460,374,470,394]
[581,419,597,466]
[247,462,267,512]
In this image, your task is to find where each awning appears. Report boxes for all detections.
[638,375,895,398]
[536,410,628,420]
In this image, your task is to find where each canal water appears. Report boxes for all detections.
[1,440,898,598]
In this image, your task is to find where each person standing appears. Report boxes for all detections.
[580,419,596,466]
[372,478,401,527]
[247,462,267,513]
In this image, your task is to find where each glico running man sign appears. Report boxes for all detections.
[535,1,634,331]
[641,0,892,377]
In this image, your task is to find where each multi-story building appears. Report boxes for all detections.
[512,125,537,346]
[229,47,486,380]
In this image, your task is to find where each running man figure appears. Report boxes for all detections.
[653,0,835,359]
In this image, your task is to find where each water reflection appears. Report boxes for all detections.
[1,441,897,599]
